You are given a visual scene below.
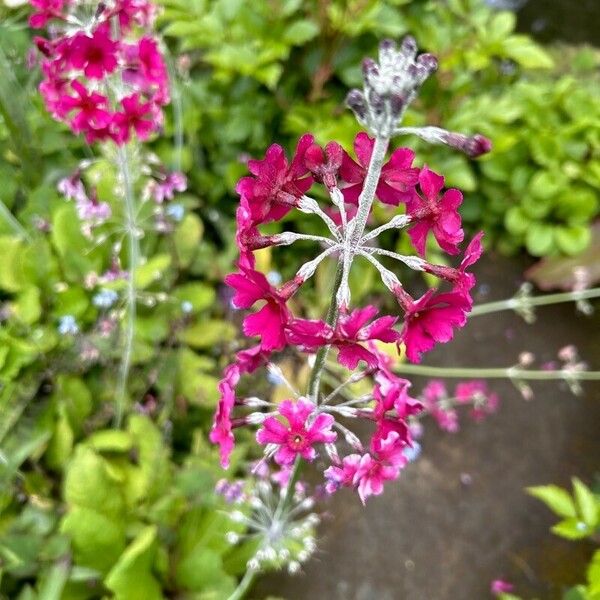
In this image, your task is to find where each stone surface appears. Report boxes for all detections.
[254,253,600,600]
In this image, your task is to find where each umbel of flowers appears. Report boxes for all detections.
[212,37,493,504]
[31,0,168,145]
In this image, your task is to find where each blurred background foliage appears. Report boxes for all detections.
[0,0,598,598]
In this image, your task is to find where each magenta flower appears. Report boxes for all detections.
[422,380,458,432]
[112,93,155,144]
[256,399,336,465]
[58,81,113,141]
[115,0,157,31]
[304,141,343,190]
[209,363,240,468]
[69,26,119,80]
[225,267,292,351]
[490,579,514,596]
[236,134,314,225]
[123,37,170,103]
[339,132,419,206]
[373,371,422,421]
[324,454,361,494]
[400,290,470,363]
[353,431,407,504]
[29,0,66,28]
[406,166,464,256]
[453,231,484,303]
[289,306,401,370]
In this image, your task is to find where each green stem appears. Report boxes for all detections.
[395,363,600,381]
[469,288,600,316]
[227,569,256,600]
[307,263,344,401]
[114,145,140,428]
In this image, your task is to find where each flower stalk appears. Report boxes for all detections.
[114,144,140,428]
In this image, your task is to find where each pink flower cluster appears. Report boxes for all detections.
[211,129,489,501]
[31,0,168,144]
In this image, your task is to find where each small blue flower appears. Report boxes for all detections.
[181,301,193,314]
[58,315,79,335]
[267,271,282,286]
[403,441,421,463]
[166,203,185,221]
[93,288,119,309]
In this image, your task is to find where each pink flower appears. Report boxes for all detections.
[150,171,187,203]
[453,231,484,304]
[69,26,119,80]
[289,306,401,370]
[455,380,499,421]
[123,37,169,104]
[225,267,292,351]
[324,454,361,494]
[339,132,419,206]
[58,81,113,140]
[115,0,157,31]
[304,141,343,189]
[256,399,336,465]
[236,134,314,225]
[209,363,240,468]
[490,579,514,596]
[29,0,66,28]
[399,290,470,363]
[373,371,422,421]
[406,166,464,256]
[422,380,458,432]
[112,93,155,144]
[353,431,407,504]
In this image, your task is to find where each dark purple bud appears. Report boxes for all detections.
[346,89,367,119]
[369,91,385,115]
[416,53,438,74]
[400,35,417,58]
[465,134,492,157]
[95,2,106,18]
[362,58,379,79]
[379,38,396,53]
[390,94,406,116]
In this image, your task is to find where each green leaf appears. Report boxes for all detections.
[60,447,127,572]
[527,485,577,518]
[173,282,216,313]
[503,35,553,69]
[555,226,591,256]
[551,518,590,540]
[526,223,555,257]
[572,478,599,527]
[587,549,600,595]
[12,286,42,324]
[283,19,319,45]
[0,236,24,292]
[86,430,133,454]
[105,526,162,600]
[174,213,204,268]
[134,254,172,289]
[177,319,236,349]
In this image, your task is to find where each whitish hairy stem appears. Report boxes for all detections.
[395,364,600,381]
[469,287,600,316]
[298,196,342,241]
[362,246,426,271]
[274,232,337,247]
[394,125,450,145]
[337,136,390,306]
[0,200,31,242]
[361,214,411,243]
[321,372,368,405]
[114,145,140,428]
[329,186,347,231]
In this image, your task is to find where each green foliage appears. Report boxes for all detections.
[160,0,598,258]
[524,479,600,600]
